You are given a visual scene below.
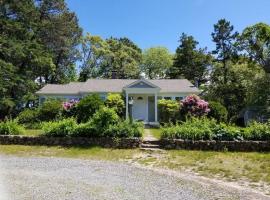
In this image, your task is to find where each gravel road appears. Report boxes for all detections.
[0,155,268,200]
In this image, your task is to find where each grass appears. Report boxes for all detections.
[22,129,44,136]
[160,150,270,184]
[0,145,139,161]
[145,128,162,139]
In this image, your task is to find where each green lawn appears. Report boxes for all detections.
[145,128,162,139]
[23,129,44,136]
[0,145,139,161]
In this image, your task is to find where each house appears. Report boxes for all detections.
[36,79,200,125]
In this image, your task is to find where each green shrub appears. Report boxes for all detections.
[212,123,244,141]
[244,121,270,140]
[17,108,40,128]
[76,94,104,122]
[104,121,143,138]
[42,118,77,137]
[158,99,180,124]
[161,117,216,140]
[0,120,25,135]
[39,99,62,121]
[89,107,119,134]
[161,117,270,141]
[71,122,96,137]
[105,93,125,117]
[208,101,228,122]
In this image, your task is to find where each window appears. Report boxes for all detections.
[175,97,183,101]
[100,96,106,101]
[164,97,171,100]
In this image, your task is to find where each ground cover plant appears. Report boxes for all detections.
[42,107,143,138]
[0,120,25,135]
[161,117,270,141]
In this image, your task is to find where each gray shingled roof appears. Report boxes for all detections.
[36,79,200,95]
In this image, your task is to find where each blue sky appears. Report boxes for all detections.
[66,0,270,53]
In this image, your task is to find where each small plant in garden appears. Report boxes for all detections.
[76,94,104,122]
[161,117,216,140]
[39,99,63,121]
[42,118,78,137]
[244,121,270,140]
[181,95,210,117]
[0,120,25,135]
[89,107,120,134]
[207,101,228,122]
[105,93,125,117]
[161,117,270,141]
[104,120,143,138]
[158,99,180,124]
[17,108,41,128]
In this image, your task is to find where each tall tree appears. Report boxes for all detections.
[79,34,110,81]
[79,36,142,80]
[104,37,142,79]
[141,47,173,79]
[209,19,240,117]
[36,0,82,83]
[211,19,239,84]
[241,23,270,73]
[206,58,263,119]
[0,0,81,118]
[169,33,212,85]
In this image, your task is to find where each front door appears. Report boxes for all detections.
[132,95,147,121]
[148,96,155,122]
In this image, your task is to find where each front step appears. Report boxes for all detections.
[141,143,160,149]
[143,140,160,145]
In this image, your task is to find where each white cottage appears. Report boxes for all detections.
[36,79,200,125]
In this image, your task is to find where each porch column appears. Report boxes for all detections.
[126,91,129,120]
[154,92,158,122]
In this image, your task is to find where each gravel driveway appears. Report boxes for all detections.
[0,155,268,200]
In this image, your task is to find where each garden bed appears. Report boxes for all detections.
[0,135,142,148]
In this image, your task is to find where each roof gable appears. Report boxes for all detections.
[124,79,159,89]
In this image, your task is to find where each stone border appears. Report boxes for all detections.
[160,139,270,151]
[0,135,142,148]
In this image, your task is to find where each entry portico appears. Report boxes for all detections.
[123,79,160,124]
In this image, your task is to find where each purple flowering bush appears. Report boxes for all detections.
[181,95,210,117]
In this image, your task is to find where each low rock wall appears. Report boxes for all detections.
[0,135,142,148]
[160,139,270,151]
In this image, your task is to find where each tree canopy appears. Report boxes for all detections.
[141,47,173,79]
[79,35,142,80]
[168,33,212,86]
[240,23,270,73]
[0,0,81,118]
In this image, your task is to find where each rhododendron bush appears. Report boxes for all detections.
[181,95,210,117]
[62,99,79,110]
[62,99,79,117]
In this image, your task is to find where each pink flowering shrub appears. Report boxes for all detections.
[62,99,79,110]
[181,95,210,117]
[62,99,79,117]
